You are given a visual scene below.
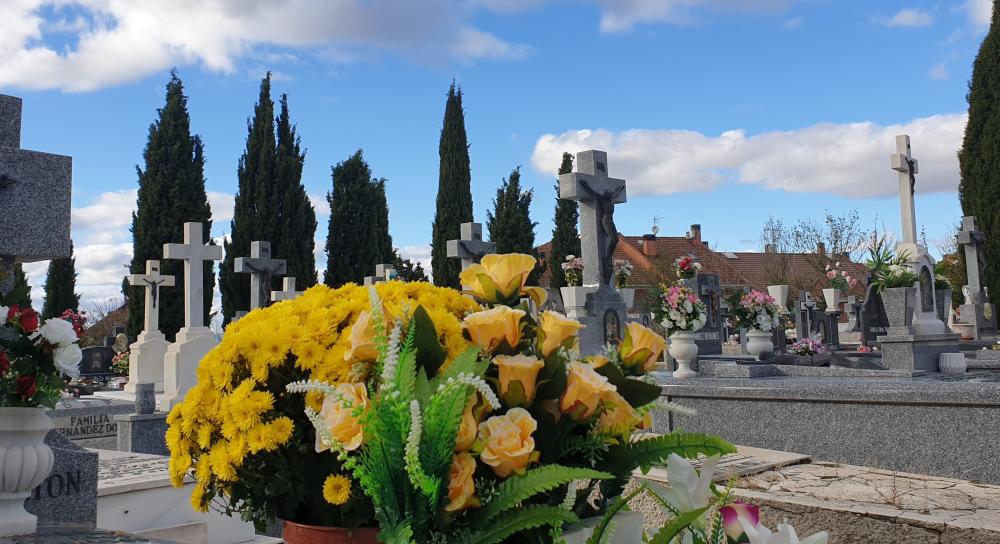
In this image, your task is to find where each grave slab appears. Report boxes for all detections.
[48,397,136,441]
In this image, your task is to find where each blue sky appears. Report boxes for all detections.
[1,0,991,308]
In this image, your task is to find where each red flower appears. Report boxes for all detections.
[15,375,37,400]
[18,307,39,332]
[0,351,9,376]
[6,304,18,323]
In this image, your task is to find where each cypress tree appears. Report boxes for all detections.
[128,71,214,341]
[549,152,580,288]
[8,263,32,308]
[221,75,277,325]
[487,167,536,254]
[324,151,391,287]
[959,1,1000,308]
[430,82,473,288]
[274,93,317,291]
[392,250,429,282]
[42,244,80,318]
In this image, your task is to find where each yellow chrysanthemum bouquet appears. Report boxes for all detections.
[286,254,734,543]
[165,281,479,529]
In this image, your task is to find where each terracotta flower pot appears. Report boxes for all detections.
[282,521,379,544]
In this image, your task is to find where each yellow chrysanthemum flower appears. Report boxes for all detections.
[190,482,209,513]
[322,474,351,505]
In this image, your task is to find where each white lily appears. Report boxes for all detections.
[739,518,829,544]
[655,453,719,512]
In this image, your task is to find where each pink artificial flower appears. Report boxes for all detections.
[720,501,760,541]
[841,270,849,277]
[826,271,836,279]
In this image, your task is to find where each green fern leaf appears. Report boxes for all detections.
[467,506,579,544]
[473,465,613,525]
[376,519,414,544]
[585,483,646,544]
[645,507,709,544]
[601,433,735,477]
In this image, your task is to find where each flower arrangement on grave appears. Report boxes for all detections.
[0,302,84,408]
[790,336,825,356]
[280,253,734,542]
[728,290,782,333]
[612,453,828,544]
[111,351,130,376]
[865,234,915,293]
[561,254,584,287]
[165,281,480,531]
[875,264,918,292]
[653,284,707,335]
[675,255,702,280]
[824,262,858,291]
[613,258,634,288]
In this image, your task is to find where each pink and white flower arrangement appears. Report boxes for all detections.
[825,262,858,291]
[735,290,782,333]
[560,255,584,286]
[790,336,825,356]
[612,258,634,288]
[674,255,702,279]
[655,284,707,334]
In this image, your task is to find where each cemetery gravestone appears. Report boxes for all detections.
[235,241,286,311]
[48,397,134,442]
[861,283,889,346]
[956,216,997,337]
[160,222,223,411]
[271,277,303,302]
[126,260,174,392]
[558,150,630,355]
[23,431,98,531]
[448,222,495,292]
[694,274,723,355]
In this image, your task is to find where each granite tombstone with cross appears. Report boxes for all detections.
[877,135,960,373]
[955,216,997,337]
[0,94,72,294]
[125,260,174,393]
[160,222,223,411]
[447,222,495,273]
[558,150,630,355]
[364,263,397,286]
[235,240,286,312]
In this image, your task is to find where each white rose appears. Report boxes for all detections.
[37,318,78,347]
[54,344,82,378]
[683,300,693,313]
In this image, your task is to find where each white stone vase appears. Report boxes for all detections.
[822,288,841,314]
[669,331,699,378]
[938,353,967,374]
[616,287,635,310]
[0,407,55,537]
[563,511,644,544]
[746,329,774,360]
[560,285,597,319]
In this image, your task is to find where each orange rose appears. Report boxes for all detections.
[619,322,666,373]
[315,383,368,452]
[560,362,616,421]
[493,354,545,406]
[444,452,479,512]
[478,408,539,477]
[538,311,584,357]
[459,253,547,306]
[597,391,641,436]
[455,395,479,452]
[461,307,525,353]
[585,355,610,368]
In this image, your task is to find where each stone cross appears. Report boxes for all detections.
[0,94,73,293]
[163,222,223,329]
[364,263,396,286]
[235,241,286,311]
[957,216,986,302]
[271,277,302,302]
[447,222,495,272]
[559,150,627,286]
[127,260,175,332]
[890,134,919,245]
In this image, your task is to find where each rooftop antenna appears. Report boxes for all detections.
[651,216,667,236]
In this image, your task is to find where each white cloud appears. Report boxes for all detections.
[596,0,800,33]
[880,8,933,28]
[208,191,235,223]
[71,189,137,240]
[475,0,547,13]
[531,113,966,198]
[783,16,804,29]
[928,62,950,80]
[0,1,531,92]
[966,0,993,28]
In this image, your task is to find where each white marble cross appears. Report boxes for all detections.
[271,277,303,302]
[891,135,919,246]
[559,150,627,286]
[235,241,286,310]
[447,222,495,272]
[163,222,223,329]
[128,260,174,332]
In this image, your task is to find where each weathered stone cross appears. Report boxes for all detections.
[364,263,395,286]
[271,277,303,302]
[447,222,494,272]
[559,150,627,286]
[128,260,175,332]
[163,222,223,329]
[891,134,919,246]
[235,241,286,311]
[957,216,986,302]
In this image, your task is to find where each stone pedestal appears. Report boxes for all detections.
[115,413,168,456]
[577,285,628,356]
[877,332,961,373]
[160,327,217,411]
[125,331,170,393]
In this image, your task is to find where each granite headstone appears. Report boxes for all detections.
[23,431,98,530]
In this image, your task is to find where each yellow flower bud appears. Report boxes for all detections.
[560,362,616,420]
[315,383,369,452]
[493,354,545,406]
[538,311,584,357]
[445,452,480,512]
[619,322,666,372]
[460,253,547,306]
[461,306,525,353]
